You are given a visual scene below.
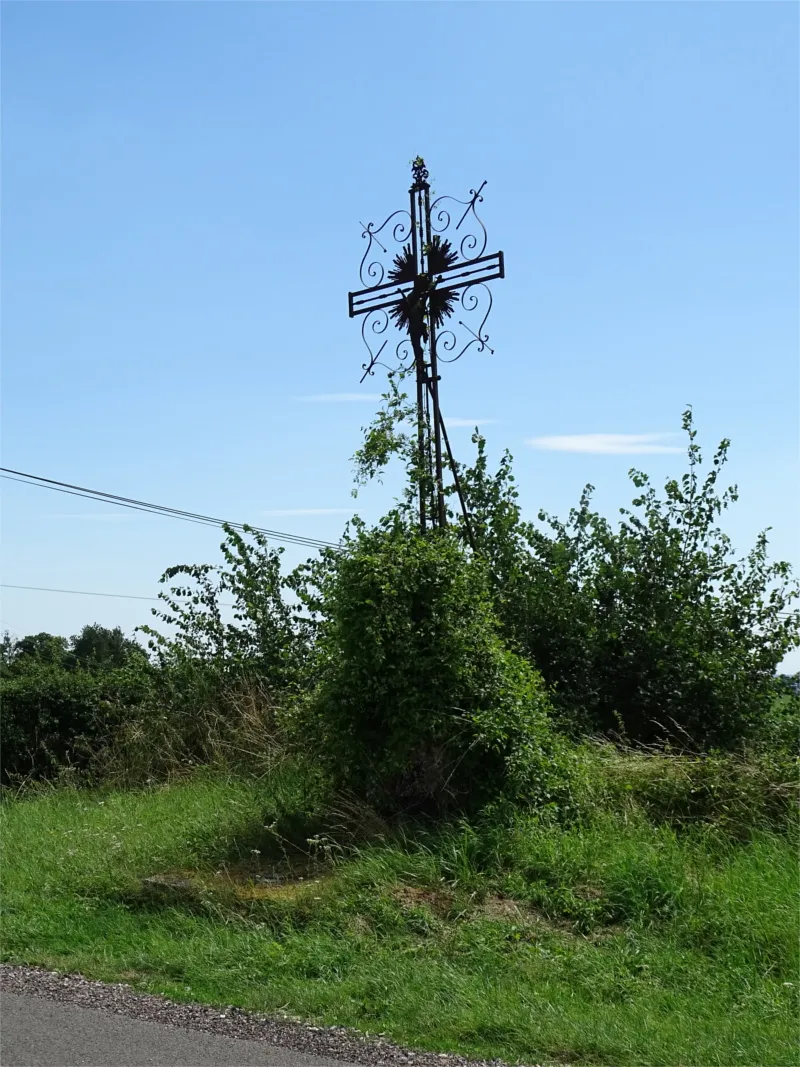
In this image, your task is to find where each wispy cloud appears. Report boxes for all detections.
[525,433,682,455]
[446,418,498,428]
[296,393,381,403]
[260,508,351,517]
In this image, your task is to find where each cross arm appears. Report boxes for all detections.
[432,250,504,294]
[348,250,504,319]
[348,277,414,319]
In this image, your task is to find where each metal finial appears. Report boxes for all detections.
[411,156,429,188]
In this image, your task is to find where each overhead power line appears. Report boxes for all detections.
[3,472,797,622]
[2,582,795,616]
[2,583,162,602]
[1,468,342,551]
[1,583,235,607]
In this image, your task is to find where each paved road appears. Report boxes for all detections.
[1,993,357,1067]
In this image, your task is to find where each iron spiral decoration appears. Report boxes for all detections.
[358,210,412,288]
[436,284,494,364]
[430,181,489,262]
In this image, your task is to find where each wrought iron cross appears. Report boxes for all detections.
[348,157,504,535]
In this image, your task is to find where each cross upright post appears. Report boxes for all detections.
[348,157,504,537]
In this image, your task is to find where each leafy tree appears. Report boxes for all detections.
[71,623,146,670]
[2,626,145,676]
[776,673,800,697]
[141,524,305,694]
[3,632,71,673]
[0,632,13,669]
[466,412,800,745]
[352,367,434,519]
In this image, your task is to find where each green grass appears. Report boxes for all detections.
[2,768,798,1067]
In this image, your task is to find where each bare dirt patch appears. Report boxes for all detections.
[390,884,455,917]
[139,868,333,906]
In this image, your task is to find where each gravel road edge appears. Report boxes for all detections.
[0,964,540,1067]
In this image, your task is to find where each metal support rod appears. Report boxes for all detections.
[415,370,427,532]
[429,387,477,552]
[409,182,420,282]
[423,363,436,521]
[413,332,427,533]
[427,323,447,528]
[421,179,447,529]
[409,176,432,534]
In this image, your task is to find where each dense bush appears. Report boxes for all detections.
[292,521,575,815]
[66,524,308,784]
[0,602,290,787]
[753,676,800,755]
[1,625,154,783]
[0,658,150,784]
[454,410,800,747]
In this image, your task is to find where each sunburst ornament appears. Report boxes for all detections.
[387,235,459,338]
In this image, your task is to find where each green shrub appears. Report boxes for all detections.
[0,661,150,784]
[293,522,574,816]
[84,523,310,785]
[354,386,800,750]
[456,410,800,748]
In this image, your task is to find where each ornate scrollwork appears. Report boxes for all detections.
[430,180,488,262]
[358,210,412,288]
[359,309,391,382]
[396,337,414,364]
[434,283,494,364]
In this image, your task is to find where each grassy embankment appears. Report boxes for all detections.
[2,755,797,1067]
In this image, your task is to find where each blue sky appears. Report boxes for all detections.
[2,2,798,668]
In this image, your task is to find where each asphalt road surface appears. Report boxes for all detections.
[1,993,358,1067]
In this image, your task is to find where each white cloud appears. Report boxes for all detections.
[446,418,498,428]
[525,433,682,455]
[296,393,381,403]
[261,508,351,517]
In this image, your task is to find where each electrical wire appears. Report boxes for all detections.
[1,467,342,551]
[3,583,794,619]
[2,583,162,602]
[2,472,797,620]
[1,583,236,607]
